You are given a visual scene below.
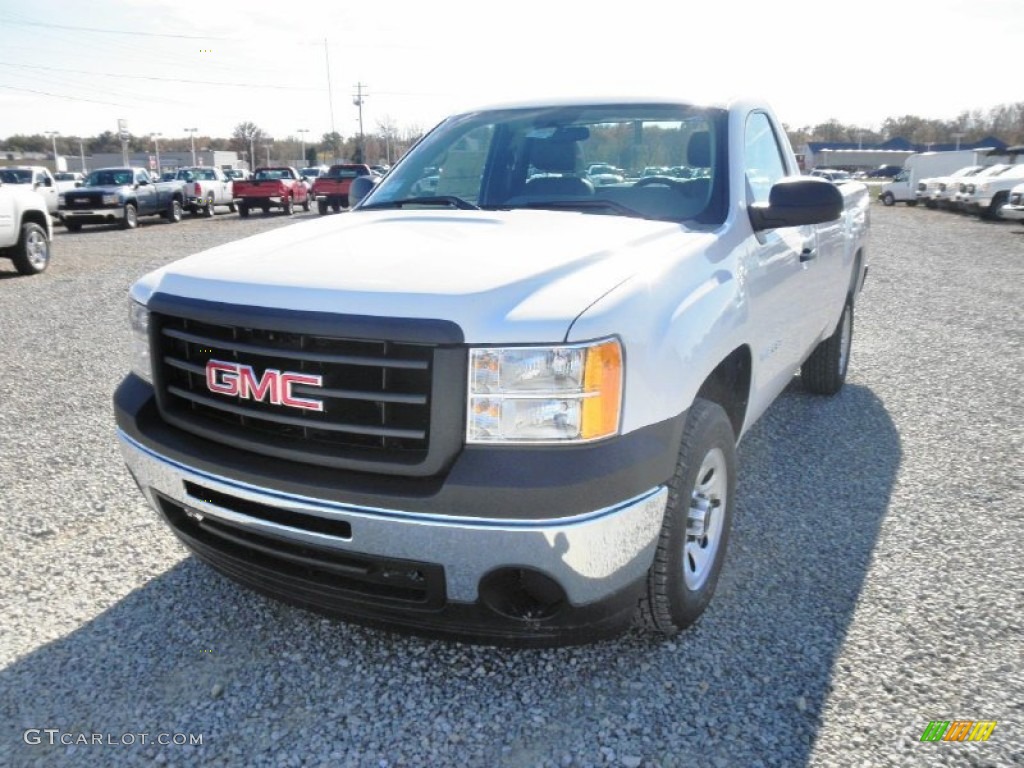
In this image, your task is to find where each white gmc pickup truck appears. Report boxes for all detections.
[115,97,870,645]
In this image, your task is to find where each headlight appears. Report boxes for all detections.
[129,300,152,383]
[103,193,119,205]
[467,338,622,443]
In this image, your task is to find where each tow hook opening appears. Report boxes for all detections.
[478,568,567,621]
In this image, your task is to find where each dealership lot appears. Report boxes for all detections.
[1,207,1021,766]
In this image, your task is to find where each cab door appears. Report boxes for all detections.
[33,171,59,214]
[134,170,157,213]
[741,111,821,414]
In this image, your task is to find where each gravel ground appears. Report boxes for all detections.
[0,204,1021,767]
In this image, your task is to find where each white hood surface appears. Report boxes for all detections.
[140,209,712,343]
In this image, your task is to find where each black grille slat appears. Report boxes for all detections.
[154,312,436,465]
[166,385,427,439]
[161,327,428,369]
[162,356,426,404]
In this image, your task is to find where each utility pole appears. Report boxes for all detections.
[77,137,87,173]
[185,127,198,165]
[324,39,336,135]
[151,133,162,175]
[353,82,367,163]
[297,128,309,166]
[118,119,130,166]
[44,131,60,171]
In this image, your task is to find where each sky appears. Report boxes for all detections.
[1,0,1022,147]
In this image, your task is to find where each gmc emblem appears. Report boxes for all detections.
[205,360,324,412]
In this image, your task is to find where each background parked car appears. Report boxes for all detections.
[866,164,902,178]
[0,166,59,215]
[1000,181,1024,221]
[53,171,85,194]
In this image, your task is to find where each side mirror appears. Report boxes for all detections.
[749,177,843,231]
[349,174,380,207]
[137,177,149,186]
[75,181,83,187]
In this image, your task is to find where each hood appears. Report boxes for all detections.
[135,209,713,343]
[64,184,132,195]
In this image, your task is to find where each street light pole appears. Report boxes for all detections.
[45,131,60,170]
[185,127,198,165]
[152,133,162,174]
[297,128,309,166]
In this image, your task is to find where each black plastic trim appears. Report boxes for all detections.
[160,491,643,647]
[146,293,465,345]
[116,374,683,520]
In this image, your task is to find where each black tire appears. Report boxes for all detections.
[331,202,341,213]
[982,192,1008,221]
[924,200,937,209]
[906,200,918,207]
[282,196,293,215]
[301,195,311,212]
[261,202,270,214]
[881,192,895,207]
[801,296,853,395]
[122,203,138,229]
[167,199,182,224]
[65,221,82,233]
[204,196,216,218]
[317,199,329,215]
[11,222,50,275]
[636,399,736,635]
[188,206,199,217]
[238,202,250,218]
[228,201,237,213]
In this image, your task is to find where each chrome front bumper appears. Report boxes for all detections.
[117,430,668,606]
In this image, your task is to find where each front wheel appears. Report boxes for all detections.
[122,203,138,229]
[801,297,853,395]
[238,202,250,218]
[282,196,293,215]
[12,222,50,275]
[204,196,216,218]
[880,192,895,206]
[301,195,311,212]
[317,199,329,215]
[636,399,736,635]
[167,199,182,224]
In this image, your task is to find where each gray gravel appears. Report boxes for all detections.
[1,204,1021,767]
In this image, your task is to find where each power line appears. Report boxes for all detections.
[0,17,236,40]
[0,84,135,108]
[0,62,326,91]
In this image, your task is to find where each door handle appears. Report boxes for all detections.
[800,247,816,262]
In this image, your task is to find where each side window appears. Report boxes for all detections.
[744,112,787,204]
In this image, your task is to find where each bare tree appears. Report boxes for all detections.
[232,122,267,169]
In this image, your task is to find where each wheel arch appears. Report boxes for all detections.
[693,345,751,440]
[20,209,49,234]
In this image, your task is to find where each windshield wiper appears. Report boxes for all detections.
[505,199,650,219]
[361,196,479,211]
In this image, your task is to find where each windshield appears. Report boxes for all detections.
[254,169,291,180]
[85,169,133,186]
[325,165,367,179]
[360,103,728,225]
[0,169,33,184]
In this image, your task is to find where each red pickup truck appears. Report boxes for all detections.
[311,164,377,214]
[234,167,310,217]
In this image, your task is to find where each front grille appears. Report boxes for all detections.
[155,312,436,467]
[66,193,103,207]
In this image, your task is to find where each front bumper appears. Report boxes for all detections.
[115,377,674,644]
[1000,205,1024,221]
[60,207,124,223]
